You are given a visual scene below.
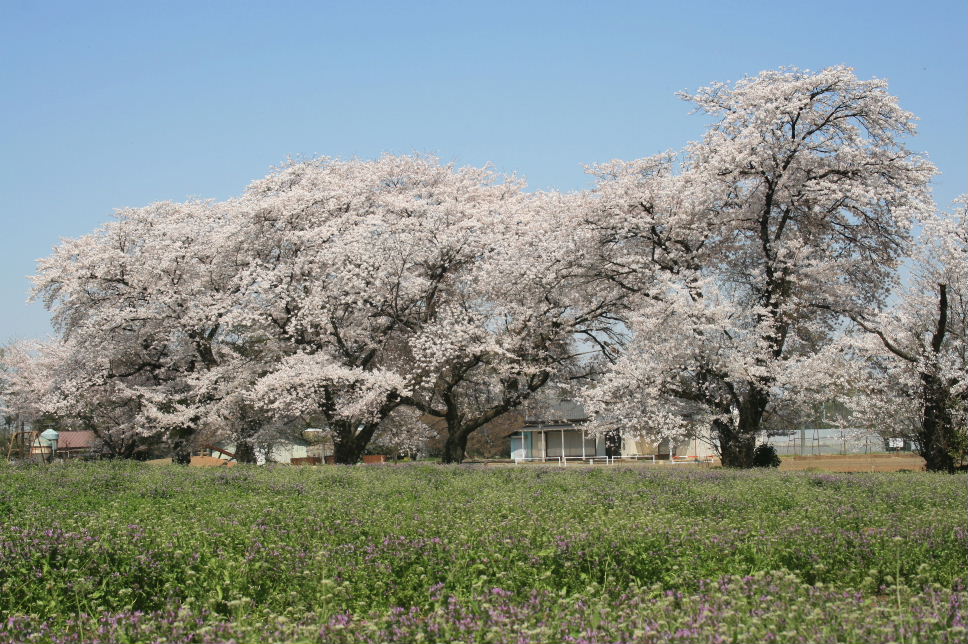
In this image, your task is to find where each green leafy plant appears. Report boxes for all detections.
[752,444,782,468]
[0,462,963,643]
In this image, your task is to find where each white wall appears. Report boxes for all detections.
[212,441,309,464]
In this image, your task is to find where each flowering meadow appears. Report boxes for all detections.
[0,462,965,643]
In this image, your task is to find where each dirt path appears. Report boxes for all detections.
[778,453,924,472]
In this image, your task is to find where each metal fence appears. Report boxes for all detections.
[763,429,909,456]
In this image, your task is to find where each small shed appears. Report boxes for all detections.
[31,430,96,460]
[57,431,96,457]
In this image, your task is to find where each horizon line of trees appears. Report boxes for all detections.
[2,65,965,471]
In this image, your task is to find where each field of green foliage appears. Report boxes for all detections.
[0,462,965,643]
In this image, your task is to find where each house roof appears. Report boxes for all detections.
[58,431,96,450]
[524,399,588,426]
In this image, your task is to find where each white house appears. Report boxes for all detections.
[509,400,717,463]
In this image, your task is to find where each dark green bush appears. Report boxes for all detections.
[752,444,781,467]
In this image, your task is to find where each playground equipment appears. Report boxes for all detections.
[5,427,38,460]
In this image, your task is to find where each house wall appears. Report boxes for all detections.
[622,437,659,457]
[614,422,717,460]
[511,425,718,462]
[646,437,717,459]
[510,435,523,460]
[515,428,605,460]
[544,429,597,457]
[213,441,309,465]
[267,442,308,464]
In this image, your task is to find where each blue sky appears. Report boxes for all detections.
[1,0,965,342]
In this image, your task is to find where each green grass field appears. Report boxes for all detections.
[0,462,965,643]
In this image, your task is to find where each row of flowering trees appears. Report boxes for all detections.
[3,66,965,469]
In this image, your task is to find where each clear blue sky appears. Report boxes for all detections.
[1,0,965,342]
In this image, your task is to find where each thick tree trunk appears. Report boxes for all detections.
[332,438,366,464]
[170,427,194,465]
[918,375,956,473]
[717,388,768,468]
[235,439,258,464]
[440,428,470,464]
[439,398,473,463]
[604,431,622,459]
[330,421,379,464]
[718,428,756,468]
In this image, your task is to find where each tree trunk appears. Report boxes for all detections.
[330,421,379,464]
[718,427,756,468]
[170,427,194,465]
[918,375,956,473]
[917,285,956,473]
[332,438,365,464]
[604,431,622,459]
[235,439,258,464]
[716,388,768,468]
[440,428,470,464]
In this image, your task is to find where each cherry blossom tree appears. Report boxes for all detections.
[237,155,540,463]
[1,337,162,458]
[238,160,624,464]
[21,155,570,465]
[29,199,258,463]
[831,200,968,472]
[398,190,628,463]
[582,66,935,467]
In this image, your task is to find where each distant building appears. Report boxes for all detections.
[30,430,96,459]
[508,400,716,463]
[57,431,96,457]
[208,433,327,465]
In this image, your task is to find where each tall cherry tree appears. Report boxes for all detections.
[583,67,935,466]
[834,200,968,472]
[238,155,531,463]
[399,190,628,463]
[30,200,255,463]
